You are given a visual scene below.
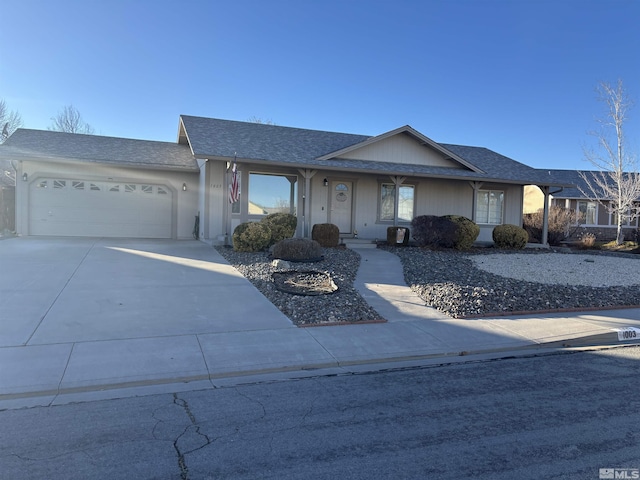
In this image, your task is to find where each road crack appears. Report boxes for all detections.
[172,393,212,480]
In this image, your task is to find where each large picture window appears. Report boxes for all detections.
[380,183,414,222]
[476,190,504,224]
[248,173,297,215]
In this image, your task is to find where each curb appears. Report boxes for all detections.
[3,335,639,408]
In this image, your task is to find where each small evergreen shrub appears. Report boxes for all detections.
[312,223,340,247]
[492,224,528,249]
[411,215,457,248]
[232,222,272,252]
[261,213,297,246]
[387,226,410,245]
[271,238,323,261]
[442,215,480,250]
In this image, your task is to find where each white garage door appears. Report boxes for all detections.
[29,178,173,238]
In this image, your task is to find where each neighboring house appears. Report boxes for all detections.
[0,116,569,244]
[525,169,640,241]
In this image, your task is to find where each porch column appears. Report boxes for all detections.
[298,169,316,238]
[225,161,231,243]
[541,185,550,246]
[390,176,406,225]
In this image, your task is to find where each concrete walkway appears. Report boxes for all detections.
[1,237,640,410]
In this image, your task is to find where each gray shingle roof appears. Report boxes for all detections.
[546,169,618,199]
[180,115,370,162]
[180,115,570,186]
[1,129,198,171]
[0,119,578,188]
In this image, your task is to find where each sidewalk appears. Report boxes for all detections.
[1,238,640,410]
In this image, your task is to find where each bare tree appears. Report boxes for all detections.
[0,99,23,144]
[49,105,95,134]
[580,80,640,245]
[0,99,24,186]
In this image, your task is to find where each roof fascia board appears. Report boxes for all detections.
[2,150,199,172]
[316,125,485,173]
[207,156,557,185]
[177,116,196,156]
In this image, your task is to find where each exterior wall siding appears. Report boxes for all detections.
[337,133,464,168]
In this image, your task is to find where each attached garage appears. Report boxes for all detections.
[1,129,199,239]
[29,178,174,238]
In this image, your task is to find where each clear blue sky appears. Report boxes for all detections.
[1,0,639,170]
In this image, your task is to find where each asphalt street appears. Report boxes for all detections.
[1,346,639,479]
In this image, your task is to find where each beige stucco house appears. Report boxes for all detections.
[0,115,567,244]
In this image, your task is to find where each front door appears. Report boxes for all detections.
[329,181,353,234]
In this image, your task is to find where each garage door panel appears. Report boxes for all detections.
[29,178,173,238]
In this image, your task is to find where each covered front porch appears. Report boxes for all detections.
[197,159,528,246]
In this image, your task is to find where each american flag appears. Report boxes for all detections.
[228,158,239,204]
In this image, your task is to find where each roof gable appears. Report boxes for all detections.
[317,126,482,172]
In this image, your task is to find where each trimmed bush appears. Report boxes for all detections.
[387,226,410,246]
[232,222,272,252]
[442,215,479,250]
[261,213,297,246]
[411,215,457,248]
[312,223,340,247]
[271,238,323,261]
[492,224,528,249]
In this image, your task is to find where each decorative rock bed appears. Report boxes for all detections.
[215,246,381,325]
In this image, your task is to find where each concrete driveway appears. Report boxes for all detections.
[1,237,294,347]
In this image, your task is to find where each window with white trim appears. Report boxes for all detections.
[379,183,414,222]
[577,200,597,225]
[248,173,296,216]
[476,190,504,224]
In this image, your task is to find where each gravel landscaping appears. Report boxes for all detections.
[216,245,640,324]
[389,246,640,318]
[215,246,381,325]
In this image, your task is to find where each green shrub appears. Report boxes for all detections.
[312,223,340,247]
[411,215,457,248]
[492,224,528,249]
[387,226,410,245]
[261,213,297,246]
[442,215,479,250]
[271,238,323,261]
[232,222,272,252]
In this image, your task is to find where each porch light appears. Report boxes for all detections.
[323,178,328,187]
[22,173,28,182]
[182,183,187,191]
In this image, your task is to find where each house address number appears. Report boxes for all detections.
[617,327,640,341]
